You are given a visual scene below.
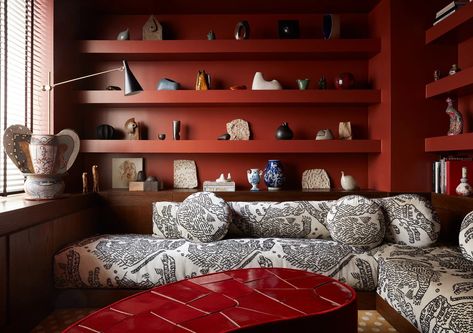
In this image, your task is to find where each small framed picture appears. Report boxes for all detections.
[112,158,143,189]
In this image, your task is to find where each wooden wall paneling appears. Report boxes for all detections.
[0,236,6,328]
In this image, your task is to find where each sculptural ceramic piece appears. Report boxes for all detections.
[247,168,263,191]
[449,64,460,75]
[302,169,331,189]
[207,30,216,40]
[341,171,358,191]
[446,98,463,136]
[296,79,309,90]
[82,172,88,193]
[234,21,250,40]
[173,120,181,140]
[433,70,441,81]
[157,78,179,90]
[226,119,250,140]
[322,14,340,39]
[143,15,163,40]
[158,134,166,140]
[92,165,99,192]
[195,70,211,90]
[456,167,472,196]
[24,174,65,200]
[217,133,230,140]
[117,28,130,40]
[96,124,114,140]
[335,72,355,89]
[278,20,299,39]
[173,160,198,189]
[339,122,352,140]
[315,129,334,140]
[264,160,285,191]
[251,72,282,90]
[318,75,327,90]
[3,124,34,173]
[275,122,293,140]
[124,118,140,140]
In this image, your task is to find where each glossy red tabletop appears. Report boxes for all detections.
[63,268,357,332]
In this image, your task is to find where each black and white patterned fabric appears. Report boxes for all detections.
[54,234,379,291]
[176,192,232,242]
[228,201,332,239]
[326,195,385,249]
[459,211,473,262]
[373,243,473,333]
[374,194,440,247]
[152,201,180,239]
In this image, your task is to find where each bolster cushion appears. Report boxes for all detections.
[460,211,473,261]
[152,201,180,239]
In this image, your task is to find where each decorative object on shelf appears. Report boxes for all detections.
[448,63,460,75]
[226,119,250,140]
[157,78,179,90]
[24,174,65,200]
[82,172,88,193]
[129,179,159,192]
[234,20,250,40]
[202,180,235,192]
[146,176,157,182]
[195,70,211,90]
[96,124,114,140]
[318,75,327,89]
[226,173,232,181]
[173,159,198,189]
[117,28,130,40]
[173,120,181,140]
[230,85,247,90]
[315,129,334,140]
[92,164,99,192]
[106,85,121,90]
[263,159,285,191]
[446,97,463,136]
[301,169,330,189]
[136,170,146,181]
[218,133,230,140]
[339,121,352,140]
[112,158,142,189]
[247,168,263,191]
[322,14,340,39]
[207,30,216,40]
[275,122,294,140]
[456,167,472,196]
[335,72,355,89]
[296,78,310,90]
[3,124,35,173]
[278,20,299,39]
[216,173,226,182]
[124,117,141,140]
[433,69,441,81]
[252,72,282,90]
[142,15,163,40]
[340,171,358,191]
[158,133,166,140]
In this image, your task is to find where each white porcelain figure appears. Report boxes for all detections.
[456,167,472,196]
[251,72,282,90]
[247,168,263,191]
[341,171,358,191]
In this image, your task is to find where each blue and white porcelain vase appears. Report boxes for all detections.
[263,160,285,191]
[247,168,262,191]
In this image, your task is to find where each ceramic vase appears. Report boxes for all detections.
[275,122,294,140]
[173,120,181,140]
[29,134,59,175]
[24,174,65,200]
[247,168,263,191]
[263,160,285,191]
[456,167,472,196]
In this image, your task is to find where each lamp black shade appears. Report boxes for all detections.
[123,60,143,96]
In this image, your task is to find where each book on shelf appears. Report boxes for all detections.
[202,181,235,192]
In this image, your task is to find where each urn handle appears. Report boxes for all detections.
[55,129,80,174]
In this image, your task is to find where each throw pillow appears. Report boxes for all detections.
[326,195,385,249]
[152,201,180,239]
[176,191,231,242]
[460,211,473,261]
[375,194,440,247]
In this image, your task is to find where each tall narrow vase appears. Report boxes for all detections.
[263,160,285,191]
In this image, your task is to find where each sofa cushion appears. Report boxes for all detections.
[373,243,473,333]
[374,194,440,247]
[326,195,385,249]
[459,211,473,261]
[228,201,332,239]
[176,192,231,242]
[54,235,379,291]
[152,201,180,238]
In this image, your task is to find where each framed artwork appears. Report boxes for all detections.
[112,158,143,189]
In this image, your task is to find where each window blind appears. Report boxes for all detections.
[0,0,49,195]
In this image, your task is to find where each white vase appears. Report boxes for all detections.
[247,168,262,191]
[341,171,357,191]
[251,72,282,90]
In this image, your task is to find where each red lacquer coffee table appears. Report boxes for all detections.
[63,268,357,332]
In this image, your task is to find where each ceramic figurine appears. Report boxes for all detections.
[157,78,179,90]
[82,172,88,193]
[335,72,355,89]
[195,70,211,90]
[252,72,282,90]
[92,165,99,192]
[158,133,166,140]
[449,64,460,75]
[318,75,327,89]
[137,170,146,181]
[278,20,299,39]
[275,122,294,140]
[341,171,358,191]
[296,79,309,90]
[263,160,285,191]
[173,120,181,140]
[322,14,340,39]
[433,70,441,81]
[216,173,226,182]
[247,168,263,191]
[339,122,352,140]
[117,28,130,40]
[124,118,140,140]
[143,15,163,40]
[207,30,216,40]
[446,97,463,136]
[226,173,232,181]
[96,124,114,140]
[456,167,472,196]
[315,129,334,140]
[234,21,250,40]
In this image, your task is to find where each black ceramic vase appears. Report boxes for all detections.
[96,124,114,139]
[275,122,293,140]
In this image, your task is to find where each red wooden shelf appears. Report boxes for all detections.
[425,65,473,98]
[77,90,381,106]
[79,39,381,60]
[80,139,381,154]
[425,133,473,152]
[425,2,473,44]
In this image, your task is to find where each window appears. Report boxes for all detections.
[0,0,50,195]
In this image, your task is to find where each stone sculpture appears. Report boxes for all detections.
[226,119,250,140]
[446,97,462,136]
[251,72,282,90]
[173,160,198,189]
[143,15,163,40]
[301,169,330,189]
[316,129,334,140]
[339,122,352,140]
[125,118,140,140]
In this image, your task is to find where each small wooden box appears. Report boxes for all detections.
[129,181,159,192]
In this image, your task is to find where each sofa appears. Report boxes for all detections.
[54,192,473,332]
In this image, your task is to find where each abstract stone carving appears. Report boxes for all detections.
[174,160,198,189]
[302,169,330,189]
[339,121,352,140]
[226,119,250,140]
[143,15,163,40]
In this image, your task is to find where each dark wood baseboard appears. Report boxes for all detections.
[55,289,140,308]
[357,291,376,310]
[376,294,419,333]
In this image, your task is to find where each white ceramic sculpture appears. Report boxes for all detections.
[315,129,334,140]
[251,72,282,90]
[341,171,358,191]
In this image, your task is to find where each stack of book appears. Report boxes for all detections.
[203,181,236,192]
[433,0,470,25]
[433,157,473,194]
